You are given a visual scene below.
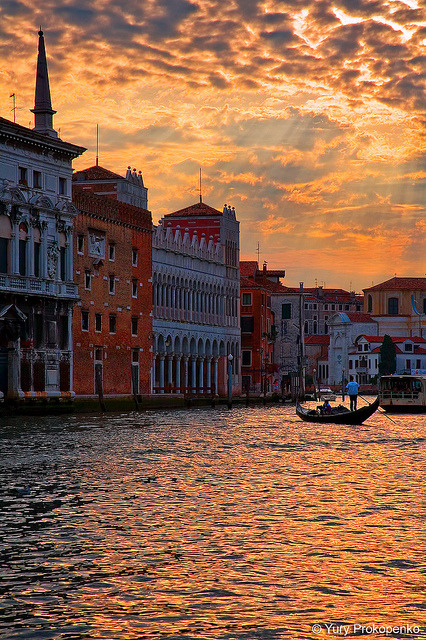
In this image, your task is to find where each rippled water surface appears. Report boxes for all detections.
[0,405,425,640]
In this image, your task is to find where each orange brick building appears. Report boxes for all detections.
[72,177,152,397]
[240,263,277,396]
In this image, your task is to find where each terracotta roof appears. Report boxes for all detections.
[346,312,376,323]
[72,187,151,230]
[240,261,258,277]
[305,335,330,345]
[359,335,425,343]
[164,202,223,218]
[364,277,426,292]
[73,165,124,181]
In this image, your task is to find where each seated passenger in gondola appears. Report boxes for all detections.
[321,399,332,414]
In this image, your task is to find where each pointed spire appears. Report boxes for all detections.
[31,29,57,138]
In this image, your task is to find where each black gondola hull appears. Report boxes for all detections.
[296,397,380,425]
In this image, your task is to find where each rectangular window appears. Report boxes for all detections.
[349,361,353,369]
[242,292,252,306]
[358,344,363,352]
[132,248,138,267]
[19,239,26,276]
[33,170,42,189]
[95,313,102,332]
[388,297,399,315]
[132,279,138,298]
[241,316,254,333]
[364,344,369,351]
[324,304,328,310]
[0,238,8,274]
[34,242,40,277]
[81,310,89,331]
[242,350,252,366]
[109,274,115,295]
[132,350,139,363]
[416,359,421,369]
[77,235,84,254]
[109,244,115,261]
[85,270,91,290]
[60,246,66,281]
[266,296,271,308]
[406,359,411,370]
[131,317,138,336]
[19,166,27,184]
[59,177,67,195]
[404,343,413,352]
[109,314,116,334]
[331,304,335,310]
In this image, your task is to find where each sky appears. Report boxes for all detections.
[0,0,425,291]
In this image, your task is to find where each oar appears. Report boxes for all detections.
[359,394,398,424]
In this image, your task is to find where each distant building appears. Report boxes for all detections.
[327,312,378,385]
[0,30,85,400]
[303,286,363,336]
[240,267,276,396]
[240,262,305,397]
[152,202,241,397]
[304,335,330,383]
[72,168,152,397]
[73,165,148,210]
[363,277,426,338]
[349,335,426,380]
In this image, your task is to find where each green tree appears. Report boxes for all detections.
[378,334,396,376]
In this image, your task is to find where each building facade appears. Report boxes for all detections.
[240,270,276,396]
[152,202,241,397]
[0,31,85,400]
[72,174,152,397]
[364,277,426,338]
[303,287,363,336]
[327,312,378,386]
[349,335,426,381]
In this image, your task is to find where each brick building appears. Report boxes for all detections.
[240,262,277,396]
[72,176,152,397]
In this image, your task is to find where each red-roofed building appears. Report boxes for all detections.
[72,177,153,398]
[150,201,241,398]
[363,277,426,339]
[73,165,148,210]
[240,261,306,398]
[349,335,426,379]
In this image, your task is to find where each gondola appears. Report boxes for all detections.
[296,397,380,425]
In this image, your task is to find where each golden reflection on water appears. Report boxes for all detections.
[0,407,424,639]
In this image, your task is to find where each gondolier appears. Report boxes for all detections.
[346,378,359,411]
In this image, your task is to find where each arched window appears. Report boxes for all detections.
[388,297,399,315]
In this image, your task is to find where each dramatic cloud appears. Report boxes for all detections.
[0,0,424,290]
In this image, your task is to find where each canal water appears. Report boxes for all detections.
[0,405,424,640]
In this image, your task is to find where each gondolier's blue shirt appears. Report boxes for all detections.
[346,381,359,395]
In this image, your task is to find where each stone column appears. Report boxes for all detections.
[206,356,212,394]
[7,337,24,399]
[198,357,204,394]
[151,355,157,393]
[175,354,181,392]
[183,356,189,391]
[191,357,197,393]
[213,357,219,395]
[159,355,165,392]
[40,223,48,279]
[167,355,173,391]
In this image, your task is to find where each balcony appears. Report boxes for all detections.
[0,274,78,299]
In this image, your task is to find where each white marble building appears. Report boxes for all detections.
[151,202,241,397]
[0,31,85,400]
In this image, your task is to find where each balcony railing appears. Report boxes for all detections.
[0,274,78,299]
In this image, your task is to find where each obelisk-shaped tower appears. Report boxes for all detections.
[31,29,58,138]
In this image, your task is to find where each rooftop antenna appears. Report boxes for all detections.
[199,167,202,203]
[9,93,16,122]
[256,242,260,265]
[96,124,99,166]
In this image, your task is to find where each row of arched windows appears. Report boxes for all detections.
[152,273,239,327]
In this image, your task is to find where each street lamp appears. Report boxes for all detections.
[227,353,233,409]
